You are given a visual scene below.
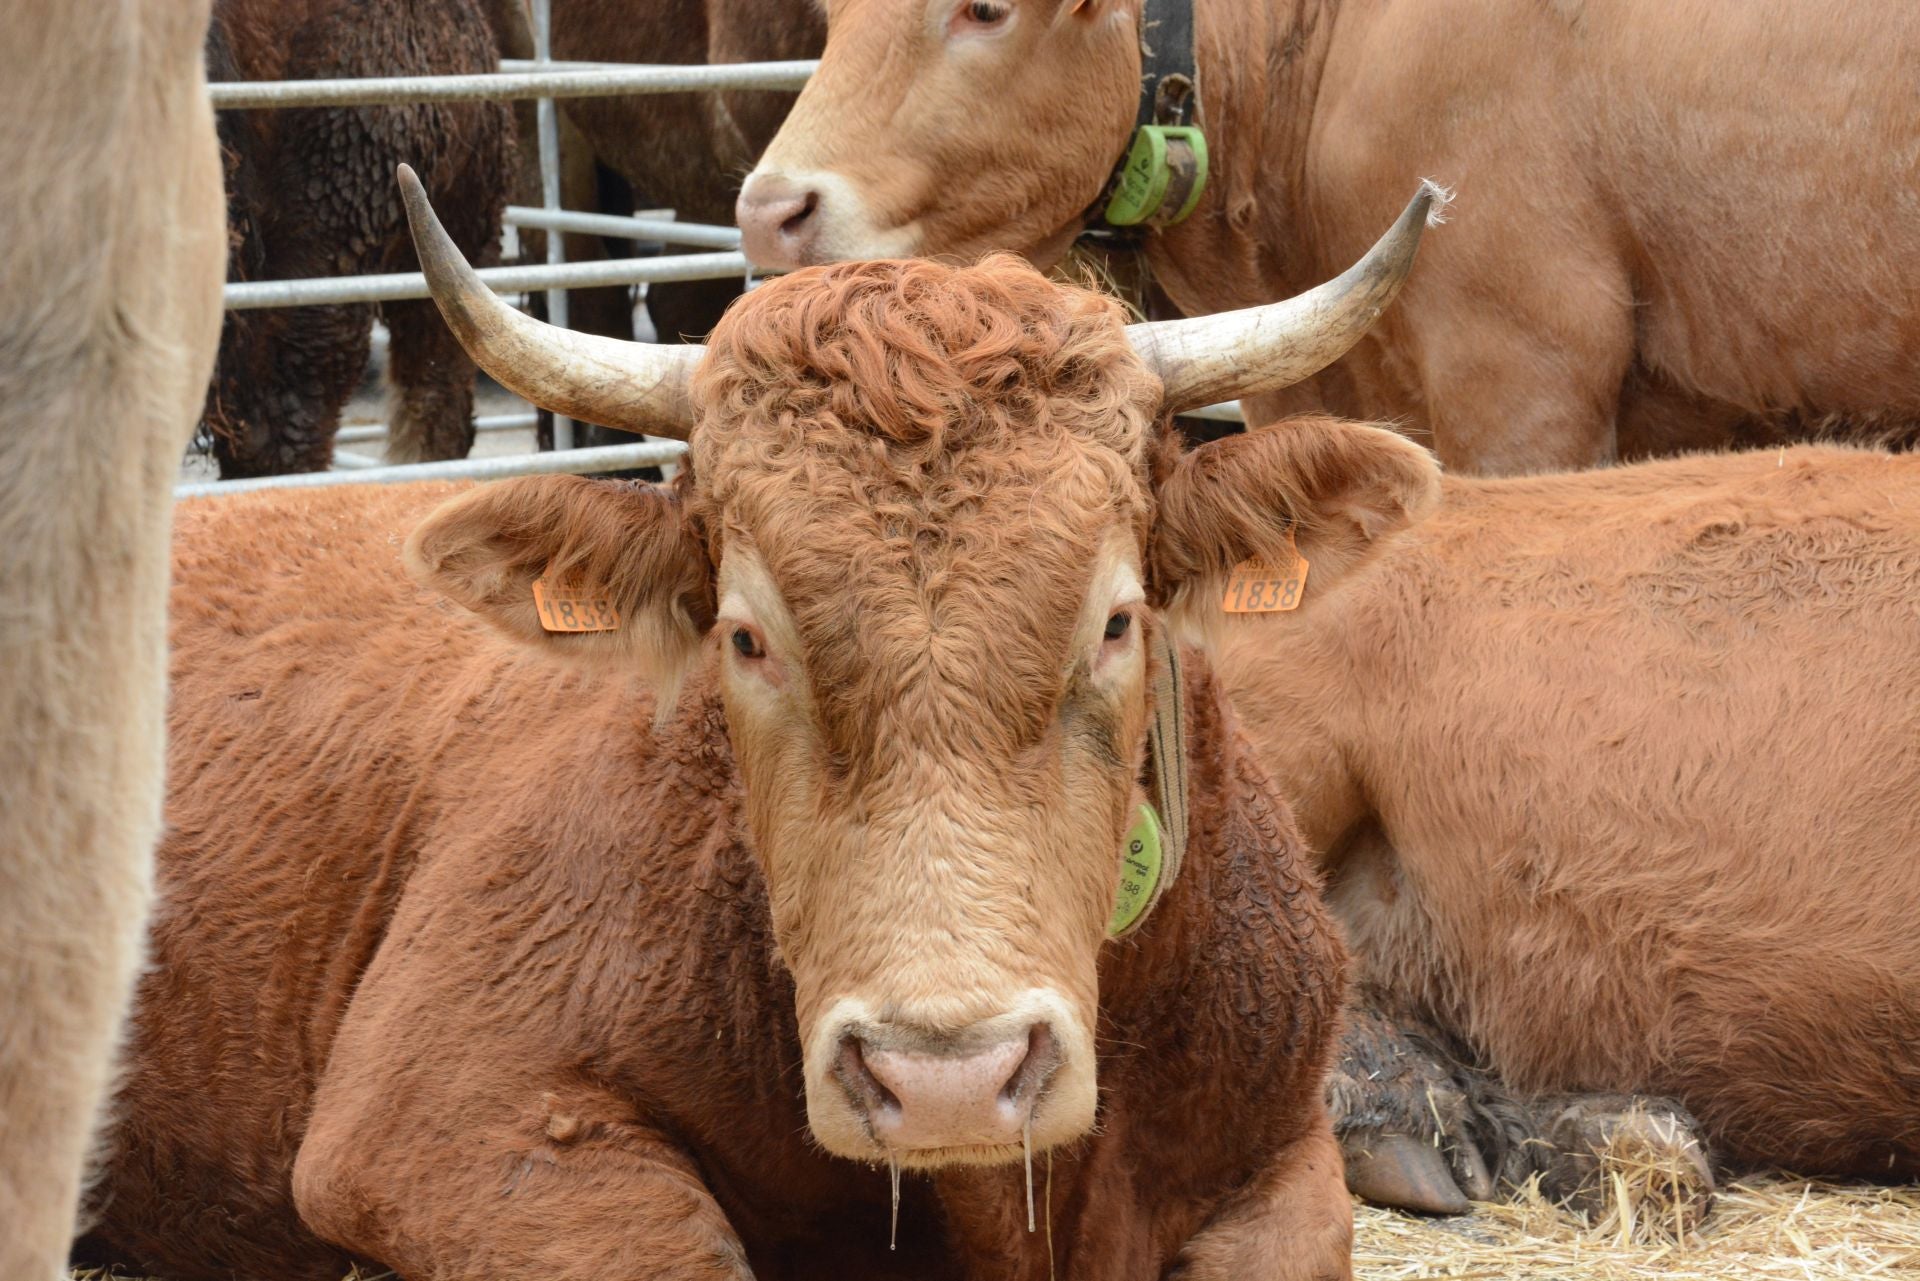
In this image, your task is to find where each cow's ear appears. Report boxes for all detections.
[1148,417,1441,643]
[405,475,715,695]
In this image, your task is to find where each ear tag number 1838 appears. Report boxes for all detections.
[1222,533,1310,614]
[1108,804,1166,937]
[532,577,621,633]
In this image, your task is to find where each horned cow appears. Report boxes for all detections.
[80,182,1445,1280]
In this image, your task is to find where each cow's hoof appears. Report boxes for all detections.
[1341,1131,1473,1215]
[1538,1096,1715,1238]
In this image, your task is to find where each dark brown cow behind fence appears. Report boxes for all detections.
[81,181,1448,1281]
[204,0,513,477]
[1223,444,1920,1208]
[737,0,1920,475]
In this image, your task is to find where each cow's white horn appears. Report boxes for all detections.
[396,163,702,441]
[1127,180,1445,415]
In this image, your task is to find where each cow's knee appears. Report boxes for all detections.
[1174,1117,1352,1281]
[289,1127,369,1251]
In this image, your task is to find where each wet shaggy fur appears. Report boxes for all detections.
[0,2,225,1277]
[202,0,512,477]
[1221,445,1920,1180]
[79,257,1455,1279]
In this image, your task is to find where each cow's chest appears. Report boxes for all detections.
[590,832,962,1276]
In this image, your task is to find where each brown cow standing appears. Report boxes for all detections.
[735,0,1920,474]
[0,2,225,1277]
[1222,444,1920,1198]
[547,0,823,347]
[488,0,825,454]
[82,185,1446,1279]
[204,0,513,476]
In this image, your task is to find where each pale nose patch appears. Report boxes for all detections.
[735,169,823,271]
[858,1035,1035,1150]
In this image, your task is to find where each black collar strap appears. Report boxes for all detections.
[1080,0,1210,239]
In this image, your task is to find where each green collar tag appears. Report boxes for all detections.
[1102,125,1210,229]
[1108,803,1167,937]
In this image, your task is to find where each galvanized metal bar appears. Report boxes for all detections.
[176,440,688,499]
[532,0,573,451]
[335,412,537,444]
[208,61,817,109]
[222,250,755,310]
[498,59,623,72]
[504,205,741,250]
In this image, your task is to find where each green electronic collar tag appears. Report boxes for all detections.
[1102,125,1210,229]
[1108,803,1166,937]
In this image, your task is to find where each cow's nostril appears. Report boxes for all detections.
[999,1022,1056,1107]
[735,171,827,270]
[779,189,819,237]
[835,1034,900,1118]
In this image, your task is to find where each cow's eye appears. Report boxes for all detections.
[961,0,1009,25]
[1103,612,1132,642]
[731,627,766,660]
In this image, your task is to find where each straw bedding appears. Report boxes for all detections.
[71,1175,1920,1280]
[1354,1177,1920,1280]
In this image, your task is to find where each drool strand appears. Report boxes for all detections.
[1024,1115,1036,1233]
[889,1150,900,1252]
[1046,1150,1056,1281]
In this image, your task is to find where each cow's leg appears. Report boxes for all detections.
[1519,1093,1715,1233]
[0,4,223,1277]
[1326,1001,1491,1214]
[378,115,506,465]
[1170,1111,1352,1281]
[206,302,374,477]
[379,297,479,464]
[294,1093,752,1280]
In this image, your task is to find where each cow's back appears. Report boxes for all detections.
[1225,445,1920,1174]
[91,482,615,1276]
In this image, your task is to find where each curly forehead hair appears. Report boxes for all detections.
[684,254,1164,523]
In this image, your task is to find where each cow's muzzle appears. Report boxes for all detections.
[835,1021,1058,1152]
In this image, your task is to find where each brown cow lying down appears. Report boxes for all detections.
[81,185,1447,1280]
[1225,444,1920,1211]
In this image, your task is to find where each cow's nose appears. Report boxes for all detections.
[837,1024,1056,1151]
[736,170,822,271]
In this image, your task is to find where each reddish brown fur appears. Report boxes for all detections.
[83,257,1447,1279]
[1220,445,1920,1177]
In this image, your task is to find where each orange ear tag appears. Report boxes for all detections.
[531,577,622,633]
[1221,533,1310,614]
